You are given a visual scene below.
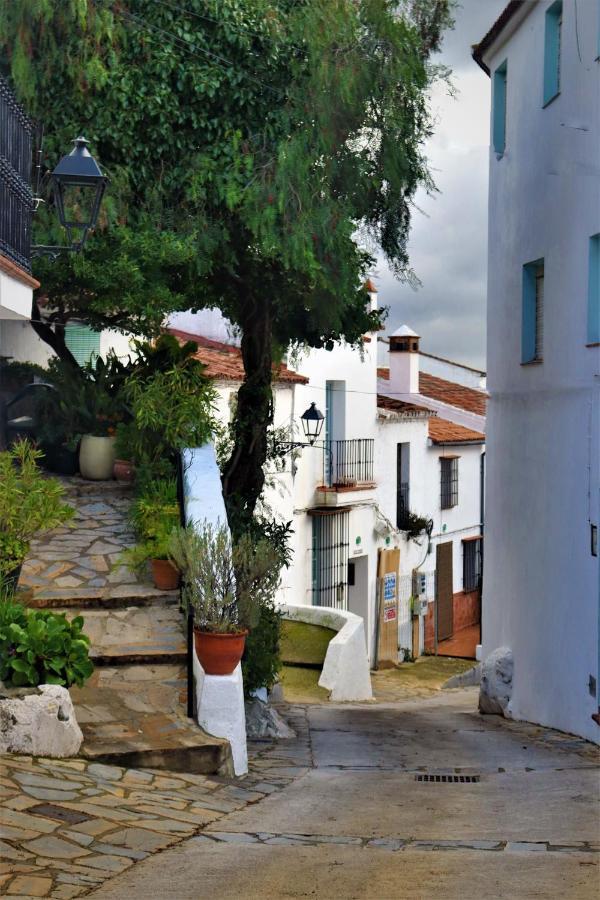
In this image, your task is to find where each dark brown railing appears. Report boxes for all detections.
[323,438,374,487]
[0,76,34,273]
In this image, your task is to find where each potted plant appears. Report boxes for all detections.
[168,521,281,676]
[121,478,181,589]
[120,532,180,591]
[0,441,75,589]
[113,423,135,482]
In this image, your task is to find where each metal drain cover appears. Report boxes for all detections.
[415,773,480,784]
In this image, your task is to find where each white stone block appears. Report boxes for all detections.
[195,660,248,776]
[0,685,83,757]
[479,646,514,717]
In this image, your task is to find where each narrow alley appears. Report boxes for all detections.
[89,687,599,900]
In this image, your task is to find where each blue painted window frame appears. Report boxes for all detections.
[588,235,600,345]
[522,259,544,364]
[492,60,507,155]
[543,1,563,106]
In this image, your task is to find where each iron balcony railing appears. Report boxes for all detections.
[323,438,374,488]
[397,481,410,529]
[0,76,34,273]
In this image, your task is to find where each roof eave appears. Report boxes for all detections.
[472,0,531,76]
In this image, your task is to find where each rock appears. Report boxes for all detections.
[245,699,296,740]
[442,663,482,690]
[478,647,513,716]
[0,684,83,757]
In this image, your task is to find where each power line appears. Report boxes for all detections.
[113,5,287,98]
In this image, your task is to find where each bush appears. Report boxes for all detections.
[0,440,75,578]
[0,601,94,689]
[242,600,283,698]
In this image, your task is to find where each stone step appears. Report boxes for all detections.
[55,603,188,666]
[56,475,136,497]
[70,663,232,776]
[24,585,180,610]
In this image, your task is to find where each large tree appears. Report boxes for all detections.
[1,0,453,536]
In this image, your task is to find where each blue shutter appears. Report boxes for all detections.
[588,235,600,345]
[492,61,507,155]
[65,324,101,366]
[543,1,562,106]
[522,261,542,363]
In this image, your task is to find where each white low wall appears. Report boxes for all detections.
[282,604,373,702]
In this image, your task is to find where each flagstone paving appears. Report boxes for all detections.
[0,707,310,898]
[18,478,163,605]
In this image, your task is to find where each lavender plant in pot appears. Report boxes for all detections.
[168,521,281,676]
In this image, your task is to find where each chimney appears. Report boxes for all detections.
[388,325,420,394]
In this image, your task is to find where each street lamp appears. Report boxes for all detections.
[300,402,325,446]
[32,136,108,259]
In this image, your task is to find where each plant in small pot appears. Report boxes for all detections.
[121,478,181,589]
[168,521,281,676]
[0,441,75,590]
[120,530,181,591]
[112,422,135,482]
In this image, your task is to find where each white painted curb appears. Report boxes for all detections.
[281,604,373,702]
[194,656,248,776]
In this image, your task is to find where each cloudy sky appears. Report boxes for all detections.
[376,0,505,370]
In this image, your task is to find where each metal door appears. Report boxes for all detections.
[436,541,454,642]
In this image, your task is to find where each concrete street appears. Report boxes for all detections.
[90,688,600,900]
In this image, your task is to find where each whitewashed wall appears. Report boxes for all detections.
[481,0,600,741]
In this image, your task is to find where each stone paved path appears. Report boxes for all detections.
[18,478,160,605]
[89,691,600,900]
[0,706,310,898]
[15,476,218,771]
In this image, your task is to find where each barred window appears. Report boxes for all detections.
[311,510,350,609]
[440,457,458,509]
[463,537,483,592]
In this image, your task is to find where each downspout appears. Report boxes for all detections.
[479,451,486,648]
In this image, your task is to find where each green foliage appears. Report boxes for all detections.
[242,600,282,698]
[121,476,180,571]
[0,602,94,689]
[168,522,281,635]
[0,441,74,576]
[399,511,434,542]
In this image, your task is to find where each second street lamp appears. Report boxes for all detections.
[32,135,108,259]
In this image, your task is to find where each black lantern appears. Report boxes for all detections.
[300,402,325,445]
[50,136,108,251]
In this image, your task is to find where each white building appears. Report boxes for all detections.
[474,0,600,741]
[171,303,486,665]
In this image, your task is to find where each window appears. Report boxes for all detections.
[463,538,483,592]
[522,259,544,363]
[588,235,600,345]
[64,323,101,366]
[492,61,507,155]
[543,1,563,105]
[396,442,410,528]
[440,457,458,509]
[311,510,349,609]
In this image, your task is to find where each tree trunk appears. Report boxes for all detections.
[30,300,79,368]
[222,293,273,541]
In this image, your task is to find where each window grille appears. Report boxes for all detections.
[440,457,458,509]
[463,538,483,592]
[311,510,349,609]
[0,76,34,273]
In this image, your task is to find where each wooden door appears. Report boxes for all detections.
[436,541,453,642]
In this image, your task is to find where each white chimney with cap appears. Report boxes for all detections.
[388,325,420,394]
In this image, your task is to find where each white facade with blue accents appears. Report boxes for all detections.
[474,0,600,742]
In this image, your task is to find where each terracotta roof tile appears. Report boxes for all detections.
[167,328,308,384]
[429,418,485,445]
[419,372,487,416]
[377,367,487,416]
[377,394,431,415]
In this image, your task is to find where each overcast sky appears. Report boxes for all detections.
[376,0,505,370]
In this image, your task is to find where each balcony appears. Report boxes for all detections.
[323,438,374,488]
[0,77,33,275]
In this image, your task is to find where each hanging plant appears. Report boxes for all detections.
[400,511,434,542]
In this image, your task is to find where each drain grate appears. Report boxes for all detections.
[415,773,480,784]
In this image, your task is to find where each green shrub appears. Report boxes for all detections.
[0,440,75,577]
[242,600,282,698]
[0,602,94,688]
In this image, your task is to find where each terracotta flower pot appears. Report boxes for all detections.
[79,435,116,480]
[150,558,180,591]
[113,459,135,482]
[194,629,248,676]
